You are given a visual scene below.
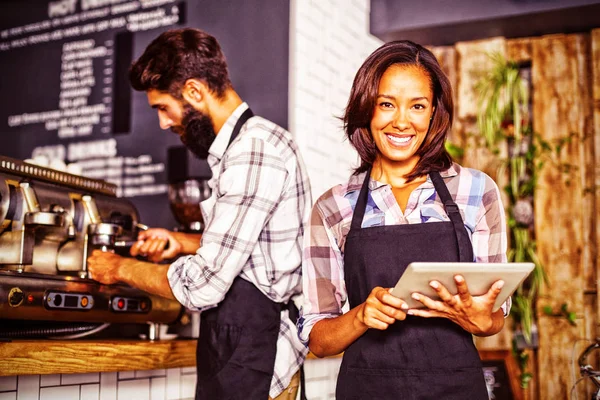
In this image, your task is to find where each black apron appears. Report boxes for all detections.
[336,170,488,400]
[195,108,281,400]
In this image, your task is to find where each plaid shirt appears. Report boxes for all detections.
[298,163,509,343]
[168,103,312,398]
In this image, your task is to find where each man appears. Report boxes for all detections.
[87,28,311,400]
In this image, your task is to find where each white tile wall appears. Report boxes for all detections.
[116,372,134,381]
[17,375,39,400]
[61,373,99,386]
[1,369,195,400]
[149,377,166,400]
[39,375,60,388]
[165,368,180,400]
[0,377,16,392]
[98,372,117,400]
[302,357,343,400]
[178,375,195,400]
[117,379,149,400]
[39,385,79,400]
[290,0,382,201]
[80,384,100,400]
[135,370,166,379]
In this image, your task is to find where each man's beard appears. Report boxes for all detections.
[177,103,216,159]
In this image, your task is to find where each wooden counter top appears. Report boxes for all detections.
[0,339,197,376]
[0,337,337,377]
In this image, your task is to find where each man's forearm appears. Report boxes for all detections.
[117,259,177,301]
[172,231,202,254]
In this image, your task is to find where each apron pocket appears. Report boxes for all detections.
[196,321,242,379]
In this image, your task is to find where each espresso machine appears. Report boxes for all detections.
[0,155,182,338]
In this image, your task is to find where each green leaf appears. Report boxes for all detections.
[445,142,464,159]
[542,306,553,315]
[520,372,533,389]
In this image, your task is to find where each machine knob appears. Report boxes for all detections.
[8,287,24,307]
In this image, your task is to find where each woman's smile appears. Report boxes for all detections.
[385,133,414,147]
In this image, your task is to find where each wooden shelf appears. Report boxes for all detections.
[0,339,197,376]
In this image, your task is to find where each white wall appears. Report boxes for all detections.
[289,0,382,399]
[289,0,382,201]
[0,368,196,400]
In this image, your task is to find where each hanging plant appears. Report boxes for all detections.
[476,53,546,389]
[476,53,579,389]
[477,53,547,336]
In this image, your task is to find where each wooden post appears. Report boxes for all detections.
[531,32,597,400]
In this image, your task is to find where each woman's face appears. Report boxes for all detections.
[370,64,435,172]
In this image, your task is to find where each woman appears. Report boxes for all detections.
[298,40,509,399]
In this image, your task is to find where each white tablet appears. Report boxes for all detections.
[390,262,534,312]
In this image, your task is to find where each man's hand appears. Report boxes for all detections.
[87,249,177,301]
[87,250,126,285]
[356,286,409,330]
[407,275,505,336]
[130,228,183,262]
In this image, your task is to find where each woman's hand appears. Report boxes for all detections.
[130,228,183,262]
[407,275,505,336]
[356,286,410,330]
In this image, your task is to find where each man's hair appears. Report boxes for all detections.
[343,40,454,181]
[129,28,231,98]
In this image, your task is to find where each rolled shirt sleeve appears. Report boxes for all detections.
[168,137,288,310]
[298,192,348,343]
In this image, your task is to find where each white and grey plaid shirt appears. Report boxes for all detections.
[167,103,312,398]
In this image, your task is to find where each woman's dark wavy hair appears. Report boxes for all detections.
[129,28,231,98]
[343,40,454,181]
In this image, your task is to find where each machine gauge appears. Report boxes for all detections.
[45,292,94,310]
[110,296,151,313]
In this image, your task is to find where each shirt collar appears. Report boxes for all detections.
[343,163,459,197]
[208,102,249,160]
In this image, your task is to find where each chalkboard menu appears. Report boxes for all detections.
[0,0,290,229]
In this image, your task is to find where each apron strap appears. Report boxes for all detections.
[226,107,254,150]
[350,168,372,231]
[430,171,472,262]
